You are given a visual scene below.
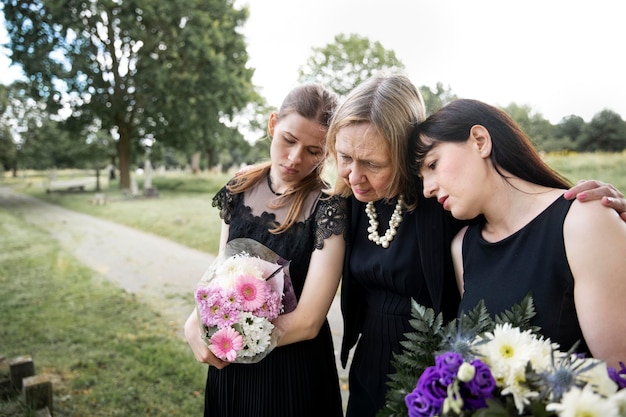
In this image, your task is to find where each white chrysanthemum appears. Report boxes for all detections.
[475,323,546,413]
[546,385,620,417]
[526,337,558,373]
[609,387,626,416]
[574,357,618,397]
[214,254,264,288]
[476,323,541,378]
[501,379,540,413]
[237,312,274,357]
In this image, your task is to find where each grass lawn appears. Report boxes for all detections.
[0,209,207,416]
[7,170,232,255]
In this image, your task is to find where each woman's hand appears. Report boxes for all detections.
[184,309,230,369]
[564,180,626,221]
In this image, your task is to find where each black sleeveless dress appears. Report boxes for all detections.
[206,182,347,417]
[459,196,589,354]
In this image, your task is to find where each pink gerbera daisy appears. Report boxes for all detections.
[209,327,243,362]
[235,273,270,311]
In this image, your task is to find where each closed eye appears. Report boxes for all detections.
[419,159,436,178]
[338,153,352,163]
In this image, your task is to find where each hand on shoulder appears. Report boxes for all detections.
[564,180,626,221]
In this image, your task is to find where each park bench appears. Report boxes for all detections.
[45,178,94,193]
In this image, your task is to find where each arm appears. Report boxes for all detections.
[451,226,468,295]
[564,200,626,368]
[272,232,345,346]
[183,221,231,369]
[564,180,626,221]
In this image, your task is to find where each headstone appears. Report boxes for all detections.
[131,178,139,197]
[8,355,34,390]
[23,374,53,413]
[142,159,159,197]
[144,159,153,190]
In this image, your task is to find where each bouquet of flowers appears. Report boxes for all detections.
[194,238,297,363]
[378,295,626,417]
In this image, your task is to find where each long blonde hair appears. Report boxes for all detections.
[324,73,426,208]
[228,83,338,233]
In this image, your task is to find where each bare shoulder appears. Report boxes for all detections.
[565,198,626,236]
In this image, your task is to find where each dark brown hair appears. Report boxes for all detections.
[411,99,571,189]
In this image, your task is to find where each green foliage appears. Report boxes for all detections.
[493,293,539,333]
[298,33,405,97]
[0,209,207,416]
[1,0,256,188]
[377,296,537,417]
[579,110,626,152]
[420,82,458,115]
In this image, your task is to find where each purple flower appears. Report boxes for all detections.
[415,366,447,407]
[608,361,626,390]
[405,388,441,417]
[435,352,464,385]
[461,359,496,411]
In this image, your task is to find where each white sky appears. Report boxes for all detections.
[2,1,625,123]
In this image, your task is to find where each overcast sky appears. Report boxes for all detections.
[2,1,625,123]
[239,0,626,123]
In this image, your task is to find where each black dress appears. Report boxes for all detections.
[341,196,462,417]
[206,180,347,417]
[459,196,589,355]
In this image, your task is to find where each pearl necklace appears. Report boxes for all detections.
[365,195,404,248]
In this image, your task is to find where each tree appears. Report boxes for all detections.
[419,82,457,115]
[0,84,16,174]
[579,109,626,152]
[502,102,554,151]
[298,33,405,97]
[546,114,586,152]
[2,0,255,189]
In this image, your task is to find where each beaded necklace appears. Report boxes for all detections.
[365,195,404,248]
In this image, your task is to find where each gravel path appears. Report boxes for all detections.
[0,186,349,403]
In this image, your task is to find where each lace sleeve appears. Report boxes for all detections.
[313,194,349,250]
[212,184,235,224]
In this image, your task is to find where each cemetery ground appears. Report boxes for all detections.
[0,171,350,416]
[0,196,209,417]
[1,150,624,415]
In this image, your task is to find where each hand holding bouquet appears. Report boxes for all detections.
[194,238,296,363]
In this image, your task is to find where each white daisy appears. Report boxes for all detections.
[475,323,545,412]
[546,385,619,417]
[573,356,619,397]
[609,387,626,417]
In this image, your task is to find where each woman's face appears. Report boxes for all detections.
[419,139,486,220]
[334,122,395,203]
[268,112,325,193]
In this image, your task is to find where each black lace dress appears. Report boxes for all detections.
[206,179,347,417]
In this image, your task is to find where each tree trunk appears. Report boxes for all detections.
[207,146,216,171]
[117,126,132,190]
[191,152,201,174]
[95,166,101,192]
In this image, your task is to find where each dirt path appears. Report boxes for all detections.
[0,186,349,403]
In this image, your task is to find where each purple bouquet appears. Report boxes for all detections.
[404,322,626,417]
